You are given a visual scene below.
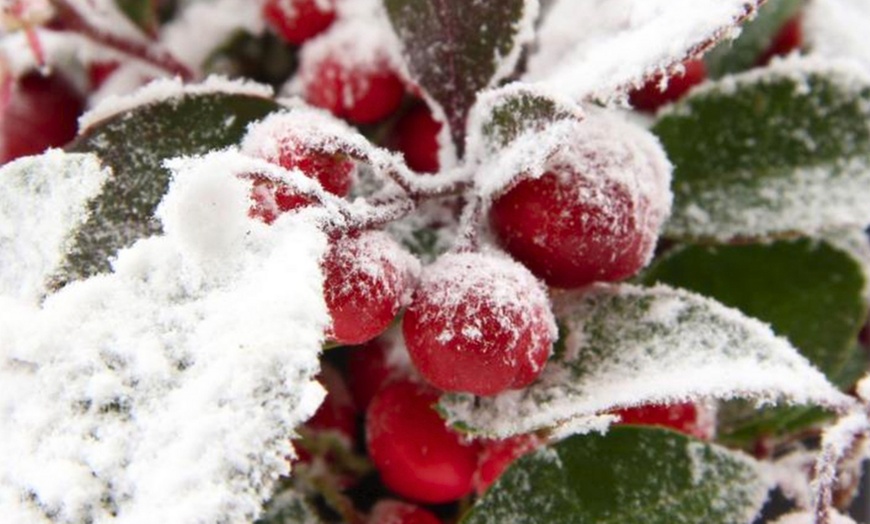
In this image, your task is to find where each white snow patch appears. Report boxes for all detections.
[805,0,870,72]
[0,150,330,523]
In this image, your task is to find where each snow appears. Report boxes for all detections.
[805,0,870,72]
[0,151,110,303]
[79,75,274,132]
[440,283,853,439]
[772,511,857,524]
[0,150,330,522]
[526,0,761,101]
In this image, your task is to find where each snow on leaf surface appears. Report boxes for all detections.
[0,151,329,523]
[0,151,109,303]
[655,56,870,242]
[57,78,280,288]
[439,284,851,439]
[462,426,768,524]
[383,0,538,153]
[526,0,763,101]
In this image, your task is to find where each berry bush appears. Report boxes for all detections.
[3,0,870,523]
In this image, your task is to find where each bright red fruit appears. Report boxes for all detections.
[263,0,337,45]
[323,231,419,345]
[366,380,479,504]
[490,172,646,288]
[388,103,442,173]
[629,59,706,112]
[614,402,714,440]
[402,252,556,396]
[302,56,405,125]
[245,173,316,224]
[367,500,441,524]
[1,71,84,164]
[473,433,542,495]
[757,16,802,66]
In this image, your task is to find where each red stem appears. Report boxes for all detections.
[48,0,194,80]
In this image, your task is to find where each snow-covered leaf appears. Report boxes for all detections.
[704,0,804,79]
[655,56,870,242]
[384,0,538,153]
[526,0,763,101]
[0,151,329,523]
[464,84,582,161]
[643,239,867,381]
[439,284,851,439]
[462,426,768,524]
[57,78,280,288]
[0,151,110,303]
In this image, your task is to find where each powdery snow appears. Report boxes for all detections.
[526,0,761,101]
[805,0,870,72]
[440,283,852,439]
[0,151,109,303]
[0,150,330,523]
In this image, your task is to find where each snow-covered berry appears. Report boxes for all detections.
[614,402,715,440]
[366,379,479,503]
[473,433,542,495]
[402,251,556,396]
[263,0,337,45]
[489,112,672,289]
[324,231,420,345]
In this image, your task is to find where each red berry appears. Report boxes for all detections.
[263,0,336,45]
[489,117,671,290]
[367,500,441,524]
[614,402,714,440]
[242,118,356,198]
[244,173,316,224]
[402,252,556,396]
[302,55,405,125]
[629,59,706,112]
[366,380,479,503]
[1,71,84,164]
[324,231,419,345]
[388,103,442,173]
[757,15,802,66]
[346,336,413,411]
[473,433,542,495]
[294,363,358,464]
[88,61,120,90]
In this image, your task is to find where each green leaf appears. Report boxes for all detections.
[462,426,767,524]
[115,0,159,34]
[384,0,535,154]
[439,284,848,439]
[642,238,867,381]
[704,0,804,78]
[56,92,280,288]
[654,57,870,241]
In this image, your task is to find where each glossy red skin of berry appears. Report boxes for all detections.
[490,170,651,289]
[629,59,706,112]
[757,16,802,66]
[304,57,405,125]
[1,71,84,164]
[366,380,479,504]
[324,231,418,345]
[403,252,556,396]
[263,0,336,45]
[473,433,542,495]
[367,500,441,524]
[614,402,713,440]
[388,103,441,173]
